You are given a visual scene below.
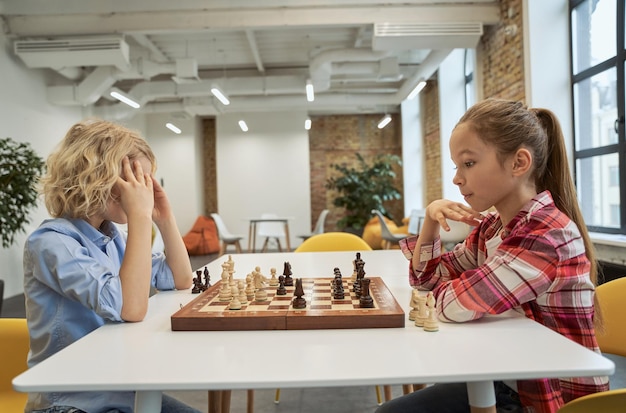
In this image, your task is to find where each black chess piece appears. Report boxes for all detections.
[192,270,203,294]
[292,278,306,309]
[276,275,287,295]
[359,278,374,308]
[203,266,211,288]
[333,277,345,299]
[283,261,294,287]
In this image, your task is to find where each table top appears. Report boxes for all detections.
[14,250,615,393]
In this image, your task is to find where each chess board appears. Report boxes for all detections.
[171,277,405,331]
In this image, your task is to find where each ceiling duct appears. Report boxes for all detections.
[372,22,483,50]
[14,36,130,70]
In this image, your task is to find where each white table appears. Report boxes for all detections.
[246,217,292,253]
[14,251,615,413]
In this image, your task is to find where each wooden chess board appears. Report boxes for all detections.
[171,277,405,331]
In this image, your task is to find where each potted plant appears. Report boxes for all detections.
[325,153,402,232]
[0,137,45,248]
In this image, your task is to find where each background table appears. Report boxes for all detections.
[246,217,292,252]
[14,251,614,413]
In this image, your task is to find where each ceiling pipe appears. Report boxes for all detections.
[309,48,392,91]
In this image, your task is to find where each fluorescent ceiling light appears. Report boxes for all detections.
[304,118,312,130]
[165,122,181,134]
[109,88,140,108]
[377,114,392,129]
[306,79,315,102]
[406,80,427,100]
[210,85,230,105]
[238,120,248,132]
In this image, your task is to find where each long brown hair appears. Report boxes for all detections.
[458,99,600,322]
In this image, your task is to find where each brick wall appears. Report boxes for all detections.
[308,114,404,230]
[202,118,218,215]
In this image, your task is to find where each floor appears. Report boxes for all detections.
[2,252,625,413]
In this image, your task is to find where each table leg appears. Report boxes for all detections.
[284,222,291,252]
[134,390,162,413]
[221,389,232,413]
[467,381,496,413]
[208,390,221,413]
[248,223,253,253]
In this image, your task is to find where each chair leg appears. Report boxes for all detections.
[220,390,231,413]
[275,237,283,252]
[247,389,254,413]
[235,241,242,253]
[384,385,393,401]
[402,384,414,394]
[261,238,270,253]
[413,384,427,391]
[219,242,225,257]
[375,385,383,405]
[274,388,281,404]
[208,390,221,413]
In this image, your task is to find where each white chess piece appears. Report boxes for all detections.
[408,289,419,321]
[269,267,279,286]
[218,262,232,301]
[414,294,427,327]
[238,280,247,304]
[229,285,242,310]
[423,291,439,332]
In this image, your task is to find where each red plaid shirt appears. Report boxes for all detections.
[400,191,609,413]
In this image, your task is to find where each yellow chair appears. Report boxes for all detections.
[0,318,29,412]
[294,232,372,252]
[557,277,626,412]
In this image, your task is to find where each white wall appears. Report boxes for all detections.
[144,114,202,235]
[401,97,424,212]
[438,49,468,203]
[215,112,312,251]
[0,31,83,297]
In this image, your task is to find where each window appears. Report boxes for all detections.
[464,49,476,110]
[571,0,625,233]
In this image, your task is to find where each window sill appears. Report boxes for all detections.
[589,232,626,248]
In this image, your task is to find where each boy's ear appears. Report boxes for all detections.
[511,148,532,176]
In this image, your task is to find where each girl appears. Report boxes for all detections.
[377,99,609,413]
[23,119,198,413]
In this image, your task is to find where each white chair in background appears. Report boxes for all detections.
[210,213,244,256]
[258,213,287,252]
[407,209,426,235]
[298,209,329,241]
[371,209,406,249]
[440,220,471,251]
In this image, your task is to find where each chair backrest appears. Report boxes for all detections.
[210,213,235,239]
[0,318,30,393]
[295,232,373,252]
[407,209,425,235]
[370,209,397,240]
[311,209,330,235]
[439,220,471,243]
[557,388,626,413]
[595,277,626,357]
[258,213,285,238]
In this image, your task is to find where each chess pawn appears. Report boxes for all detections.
[269,267,279,286]
[276,275,287,295]
[414,295,427,327]
[245,273,255,301]
[255,287,268,302]
[229,285,242,310]
[422,292,439,332]
[408,289,420,321]
[238,280,247,304]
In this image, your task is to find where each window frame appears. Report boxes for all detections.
[570,0,626,234]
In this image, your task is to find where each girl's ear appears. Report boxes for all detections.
[511,148,532,176]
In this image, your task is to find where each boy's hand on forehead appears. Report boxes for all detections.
[116,157,154,218]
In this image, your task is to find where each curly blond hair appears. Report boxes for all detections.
[41,119,156,219]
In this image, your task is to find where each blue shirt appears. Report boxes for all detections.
[23,218,176,413]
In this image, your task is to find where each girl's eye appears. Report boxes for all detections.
[464,161,475,168]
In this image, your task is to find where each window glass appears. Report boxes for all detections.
[577,152,620,228]
[572,0,616,74]
[464,49,476,110]
[573,67,618,150]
